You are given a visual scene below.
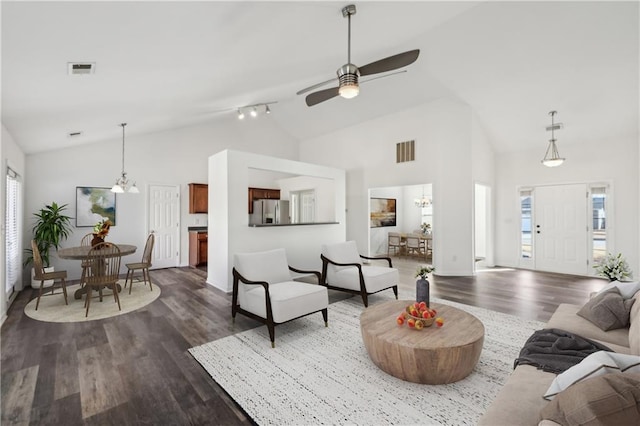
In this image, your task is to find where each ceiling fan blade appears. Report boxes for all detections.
[359,49,420,77]
[360,69,407,84]
[306,87,340,107]
[296,77,337,96]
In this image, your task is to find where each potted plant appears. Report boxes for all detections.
[594,253,633,281]
[415,265,435,307]
[23,202,73,288]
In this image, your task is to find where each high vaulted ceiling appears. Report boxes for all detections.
[2,1,638,155]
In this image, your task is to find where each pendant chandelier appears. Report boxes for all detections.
[414,186,432,208]
[111,123,139,193]
[541,110,565,167]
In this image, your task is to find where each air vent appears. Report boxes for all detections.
[68,131,83,137]
[396,140,415,163]
[67,62,96,75]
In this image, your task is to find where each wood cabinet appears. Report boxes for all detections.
[248,187,280,213]
[189,183,208,213]
[189,232,208,267]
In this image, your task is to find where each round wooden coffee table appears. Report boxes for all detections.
[360,299,484,384]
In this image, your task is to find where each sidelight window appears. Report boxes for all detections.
[520,189,533,259]
[590,186,607,264]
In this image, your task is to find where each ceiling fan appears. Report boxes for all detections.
[297,4,420,107]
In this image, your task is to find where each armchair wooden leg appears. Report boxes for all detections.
[35,280,45,311]
[322,308,328,327]
[267,321,275,348]
[392,285,398,299]
[62,279,68,305]
[361,291,369,308]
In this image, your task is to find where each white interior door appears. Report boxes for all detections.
[534,184,588,275]
[148,184,180,269]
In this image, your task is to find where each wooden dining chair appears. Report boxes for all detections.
[31,240,68,310]
[79,232,93,287]
[405,234,425,259]
[387,232,406,257]
[124,233,155,294]
[84,242,121,317]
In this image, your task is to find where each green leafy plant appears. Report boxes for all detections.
[23,202,73,267]
[593,252,632,281]
[415,265,435,280]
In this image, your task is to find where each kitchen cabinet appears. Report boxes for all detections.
[248,187,280,213]
[189,183,208,213]
[189,231,208,267]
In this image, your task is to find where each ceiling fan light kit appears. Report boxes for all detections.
[297,4,420,107]
[541,110,565,167]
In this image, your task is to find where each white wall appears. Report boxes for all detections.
[22,117,299,281]
[1,124,27,322]
[300,98,478,276]
[494,134,639,275]
[208,150,346,292]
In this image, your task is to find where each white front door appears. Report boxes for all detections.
[534,184,588,275]
[148,184,180,269]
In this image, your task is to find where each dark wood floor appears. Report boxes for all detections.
[1,261,607,425]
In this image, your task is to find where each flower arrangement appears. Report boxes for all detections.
[415,265,435,280]
[93,219,113,239]
[420,223,432,234]
[594,253,633,281]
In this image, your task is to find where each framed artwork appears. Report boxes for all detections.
[370,198,397,228]
[75,186,116,227]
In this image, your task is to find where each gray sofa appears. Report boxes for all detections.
[479,288,640,426]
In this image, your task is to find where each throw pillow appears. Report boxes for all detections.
[577,287,636,331]
[540,372,640,425]
[544,351,640,400]
[596,280,640,299]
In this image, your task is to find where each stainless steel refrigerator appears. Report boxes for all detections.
[250,200,290,225]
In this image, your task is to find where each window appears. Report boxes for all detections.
[520,190,532,259]
[5,166,22,301]
[590,186,607,264]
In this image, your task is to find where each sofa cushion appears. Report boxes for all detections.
[629,290,640,356]
[546,303,630,348]
[596,280,640,299]
[577,287,636,331]
[331,265,398,293]
[242,281,328,323]
[477,365,557,426]
[540,373,640,425]
[544,351,640,400]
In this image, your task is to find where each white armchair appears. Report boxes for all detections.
[321,241,399,307]
[233,248,329,347]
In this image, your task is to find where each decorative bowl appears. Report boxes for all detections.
[404,306,435,329]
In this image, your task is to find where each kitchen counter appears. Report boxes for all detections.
[188,226,207,233]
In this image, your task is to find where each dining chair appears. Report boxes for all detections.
[84,242,122,317]
[31,240,68,310]
[387,232,406,257]
[124,233,155,294]
[233,248,328,348]
[79,232,93,287]
[406,234,425,259]
[321,240,398,307]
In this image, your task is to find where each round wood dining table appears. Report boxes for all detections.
[58,244,137,299]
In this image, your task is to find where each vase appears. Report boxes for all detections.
[91,235,104,246]
[416,278,430,307]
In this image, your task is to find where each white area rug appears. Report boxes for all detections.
[24,281,160,322]
[189,291,545,425]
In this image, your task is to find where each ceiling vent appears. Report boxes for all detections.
[396,140,415,163]
[67,62,96,75]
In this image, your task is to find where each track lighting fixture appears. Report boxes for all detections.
[236,102,278,120]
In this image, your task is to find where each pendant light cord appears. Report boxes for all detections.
[121,123,127,177]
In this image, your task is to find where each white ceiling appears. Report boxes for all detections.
[2,1,638,155]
